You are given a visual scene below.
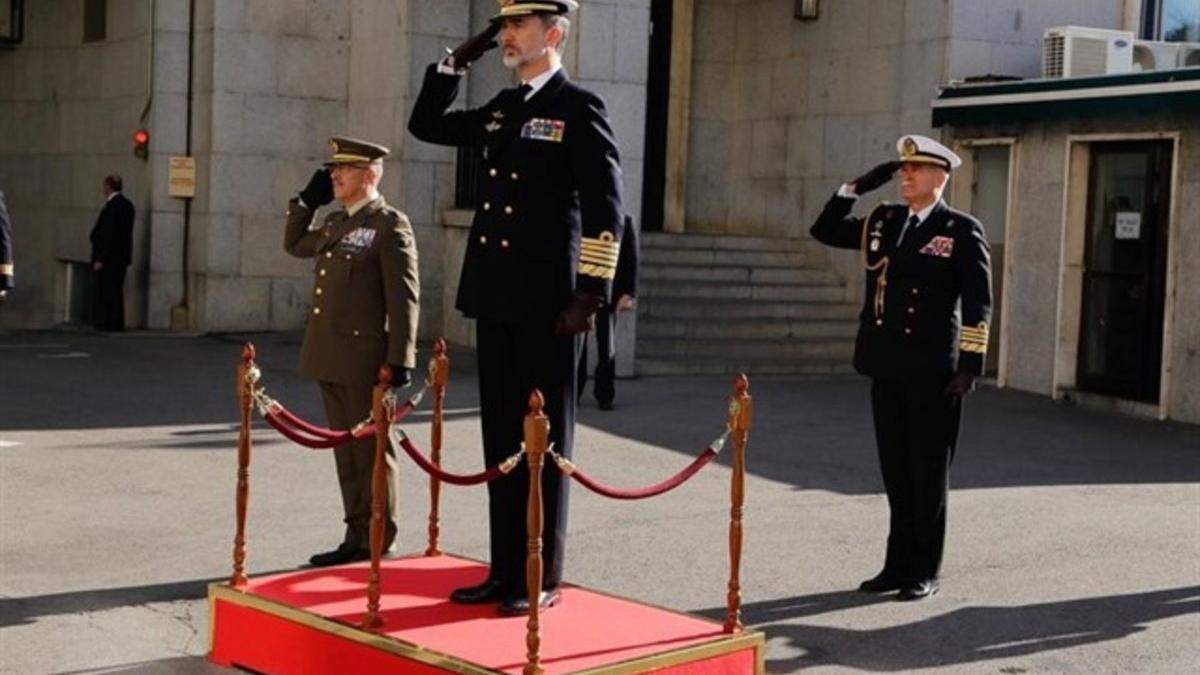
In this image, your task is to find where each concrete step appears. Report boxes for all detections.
[641,232,818,253]
[640,281,847,303]
[641,265,839,285]
[635,358,857,377]
[638,317,858,341]
[638,337,855,362]
[640,247,811,268]
[638,297,861,321]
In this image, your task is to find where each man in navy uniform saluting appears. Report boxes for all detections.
[409,0,624,615]
[810,135,992,600]
[284,137,421,568]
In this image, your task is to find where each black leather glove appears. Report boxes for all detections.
[449,23,501,70]
[555,292,605,336]
[944,372,976,397]
[850,161,901,195]
[389,365,412,388]
[299,168,333,208]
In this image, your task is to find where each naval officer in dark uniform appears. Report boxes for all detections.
[284,137,420,567]
[408,0,625,614]
[810,134,992,600]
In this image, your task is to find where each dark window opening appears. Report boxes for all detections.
[84,0,107,43]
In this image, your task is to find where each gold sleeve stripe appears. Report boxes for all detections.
[579,263,616,280]
[581,241,620,254]
[960,342,988,354]
[0,263,12,275]
[579,250,619,265]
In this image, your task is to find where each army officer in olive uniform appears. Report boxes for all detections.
[408,0,624,615]
[810,135,992,601]
[284,137,420,567]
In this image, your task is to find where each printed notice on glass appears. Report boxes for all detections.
[1115,211,1141,240]
[168,156,196,198]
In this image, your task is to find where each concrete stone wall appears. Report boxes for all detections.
[0,0,156,329]
[948,113,1200,424]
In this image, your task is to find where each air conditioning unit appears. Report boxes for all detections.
[1043,26,1134,78]
[1132,40,1183,71]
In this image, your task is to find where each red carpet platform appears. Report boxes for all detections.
[209,554,763,674]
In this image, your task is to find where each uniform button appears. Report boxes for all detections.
[489,168,497,177]
[911,288,919,295]
[353,330,360,336]
[907,307,915,314]
[315,287,323,296]
[501,239,510,248]
[511,172,519,180]
[325,251,332,259]
[875,319,883,326]
[904,328,912,335]
[483,202,491,211]
[319,269,327,277]
[313,307,321,315]
[504,206,513,215]
[480,235,488,244]
[345,254,352,260]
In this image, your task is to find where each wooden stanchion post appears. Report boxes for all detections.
[523,390,549,675]
[724,374,752,634]
[362,366,392,630]
[426,339,450,556]
[230,343,255,587]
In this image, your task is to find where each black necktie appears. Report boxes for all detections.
[897,214,919,246]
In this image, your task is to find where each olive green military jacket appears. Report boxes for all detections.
[284,196,419,388]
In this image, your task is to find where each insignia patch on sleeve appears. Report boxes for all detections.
[521,118,566,142]
[919,235,954,258]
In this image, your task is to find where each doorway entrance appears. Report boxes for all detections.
[640,0,672,232]
[1076,141,1172,403]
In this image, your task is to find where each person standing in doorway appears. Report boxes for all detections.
[809,134,992,601]
[90,175,135,331]
[409,0,625,615]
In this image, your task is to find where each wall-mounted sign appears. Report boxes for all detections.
[168,156,196,198]
[1115,211,1141,240]
[0,0,23,45]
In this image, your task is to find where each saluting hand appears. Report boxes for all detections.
[299,168,334,208]
[850,161,901,195]
[448,22,501,71]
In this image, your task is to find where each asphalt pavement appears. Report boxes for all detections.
[0,330,1197,674]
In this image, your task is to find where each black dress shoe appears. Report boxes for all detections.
[498,589,561,616]
[450,579,506,604]
[308,543,370,567]
[897,578,939,601]
[858,572,905,593]
[597,400,614,411]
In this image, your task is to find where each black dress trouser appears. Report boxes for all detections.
[476,317,579,597]
[869,375,963,582]
[577,307,617,404]
[93,266,126,331]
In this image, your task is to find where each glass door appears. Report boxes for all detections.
[1076,141,1172,402]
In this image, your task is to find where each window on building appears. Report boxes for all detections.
[83,0,106,43]
[1142,0,1200,41]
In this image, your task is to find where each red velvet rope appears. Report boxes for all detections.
[272,406,359,441]
[262,398,417,446]
[563,447,719,500]
[395,435,508,486]
[264,411,347,449]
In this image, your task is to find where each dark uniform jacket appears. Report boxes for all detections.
[0,189,12,291]
[408,65,625,321]
[613,214,638,300]
[284,196,420,388]
[810,195,992,380]
[90,192,135,268]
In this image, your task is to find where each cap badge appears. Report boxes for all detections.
[902,137,918,158]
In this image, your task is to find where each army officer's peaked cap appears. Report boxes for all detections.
[896,134,962,172]
[492,0,580,21]
[324,136,390,166]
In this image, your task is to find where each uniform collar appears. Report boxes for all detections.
[345,192,378,217]
[907,199,941,227]
[521,64,563,100]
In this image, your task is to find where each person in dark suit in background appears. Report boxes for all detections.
[284,136,420,568]
[578,214,638,410]
[408,0,624,615]
[0,188,13,304]
[809,134,992,601]
[89,175,135,331]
